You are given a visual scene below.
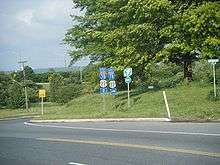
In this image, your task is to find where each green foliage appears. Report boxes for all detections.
[7,83,25,108]
[49,72,83,103]
[136,62,183,90]
[207,89,220,101]
[64,0,174,76]
[193,61,212,83]
[0,72,12,107]
[56,84,83,104]
[157,1,220,80]
[49,73,65,102]
[12,66,35,82]
[83,64,100,92]
[65,1,219,82]
[33,73,49,83]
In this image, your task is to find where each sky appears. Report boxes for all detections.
[0,0,89,71]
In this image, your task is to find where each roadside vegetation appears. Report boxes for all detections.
[0,0,219,120]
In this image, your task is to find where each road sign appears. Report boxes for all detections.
[108,68,114,74]
[109,80,116,88]
[99,67,107,80]
[108,74,115,80]
[100,80,107,88]
[208,59,219,64]
[110,88,117,96]
[107,68,115,80]
[148,86,154,89]
[123,68,132,77]
[100,87,108,94]
[125,77,132,83]
[39,89,46,98]
[99,67,107,72]
[99,73,107,80]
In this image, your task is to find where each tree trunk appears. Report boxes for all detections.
[183,60,192,81]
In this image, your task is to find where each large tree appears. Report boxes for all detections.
[157,1,220,81]
[65,0,219,81]
[64,0,174,79]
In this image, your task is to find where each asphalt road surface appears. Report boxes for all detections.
[0,118,220,165]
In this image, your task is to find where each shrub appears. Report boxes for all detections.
[193,61,212,83]
[49,73,65,102]
[7,83,25,108]
[56,84,83,103]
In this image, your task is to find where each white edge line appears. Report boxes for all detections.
[24,122,220,137]
[68,162,87,165]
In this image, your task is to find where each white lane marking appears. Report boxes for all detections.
[68,162,87,165]
[24,122,220,137]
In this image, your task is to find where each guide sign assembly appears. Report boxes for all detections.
[99,67,117,110]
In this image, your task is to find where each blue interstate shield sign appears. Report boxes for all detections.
[100,87,108,94]
[107,68,115,80]
[99,73,107,80]
[110,88,117,96]
[99,67,107,80]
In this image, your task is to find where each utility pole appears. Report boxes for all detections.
[18,60,28,110]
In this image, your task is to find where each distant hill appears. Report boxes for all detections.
[33,66,84,73]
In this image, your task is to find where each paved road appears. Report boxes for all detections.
[0,119,220,165]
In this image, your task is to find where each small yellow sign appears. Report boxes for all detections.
[39,89,46,98]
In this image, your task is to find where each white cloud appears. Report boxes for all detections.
[0,0,86,71]
[16,9,34,26]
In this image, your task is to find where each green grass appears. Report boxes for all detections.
[1,84,220,121]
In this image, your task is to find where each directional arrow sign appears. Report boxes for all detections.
[123,68,132,77]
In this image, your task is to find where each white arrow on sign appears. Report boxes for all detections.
[123,68,132,77]
[100,80,107,88]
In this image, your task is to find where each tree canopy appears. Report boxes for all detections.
[64,0,220,80]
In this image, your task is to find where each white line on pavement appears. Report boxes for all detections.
[68,162,87,165]
[24,122,220,137]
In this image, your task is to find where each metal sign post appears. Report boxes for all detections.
[41,97,44,115]
[124,68,132,108]
[213,63,217,97]
[208,59,219,97]
[127,82,130,108]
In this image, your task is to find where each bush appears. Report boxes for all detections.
[193,61,212,83]
[136,62,183,90]
[49,73,65,102]
[0,72,12,108]
[7,83,25,108]
[56,84,83,103]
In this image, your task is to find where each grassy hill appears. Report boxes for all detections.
[36,83,220,121]
[1,83,219,121]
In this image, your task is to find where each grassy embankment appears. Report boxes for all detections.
[0,84,220,120]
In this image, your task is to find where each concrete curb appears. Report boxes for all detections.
[0,116,39,121]
[30,118,171,123]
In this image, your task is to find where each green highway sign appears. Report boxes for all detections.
[125,77,132,83]
[123,68,132,77]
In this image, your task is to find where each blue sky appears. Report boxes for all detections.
[0,0,89,71]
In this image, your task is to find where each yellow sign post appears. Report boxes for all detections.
[38,89,46,115]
